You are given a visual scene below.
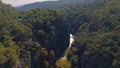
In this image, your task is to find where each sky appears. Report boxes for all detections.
[1,0,58,6]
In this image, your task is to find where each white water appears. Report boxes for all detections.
[69,34,74,48]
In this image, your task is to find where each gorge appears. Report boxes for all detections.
[0,0,119,68]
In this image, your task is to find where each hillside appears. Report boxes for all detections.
[65,0,120,68]
[16,0,101,11]
[0,0,120,68]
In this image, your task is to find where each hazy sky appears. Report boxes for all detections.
[2,0,58,6]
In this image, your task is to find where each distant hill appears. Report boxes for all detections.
[16,0,101,11]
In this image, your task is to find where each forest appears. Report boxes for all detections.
[0,0,120,68]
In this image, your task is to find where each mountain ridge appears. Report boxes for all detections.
[16,0,98,11]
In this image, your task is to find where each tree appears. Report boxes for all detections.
[0,46,19,68]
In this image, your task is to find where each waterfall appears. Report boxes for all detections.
[60,33,74,60]
[56,33,74,67]
[69,33,74,48]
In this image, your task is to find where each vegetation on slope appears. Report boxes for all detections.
[66,0,120,68]
[0,0,120,68]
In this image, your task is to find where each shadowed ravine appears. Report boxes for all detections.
[61,34,74,60]
[56,34,74,67]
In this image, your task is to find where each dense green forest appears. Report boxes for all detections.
[0,0,120,68]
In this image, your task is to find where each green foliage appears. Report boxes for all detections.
[0,1,31,68]
[20,9,70,60]
[0,46,19,68]
[66,0,120,68]
[0,0,120,68]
